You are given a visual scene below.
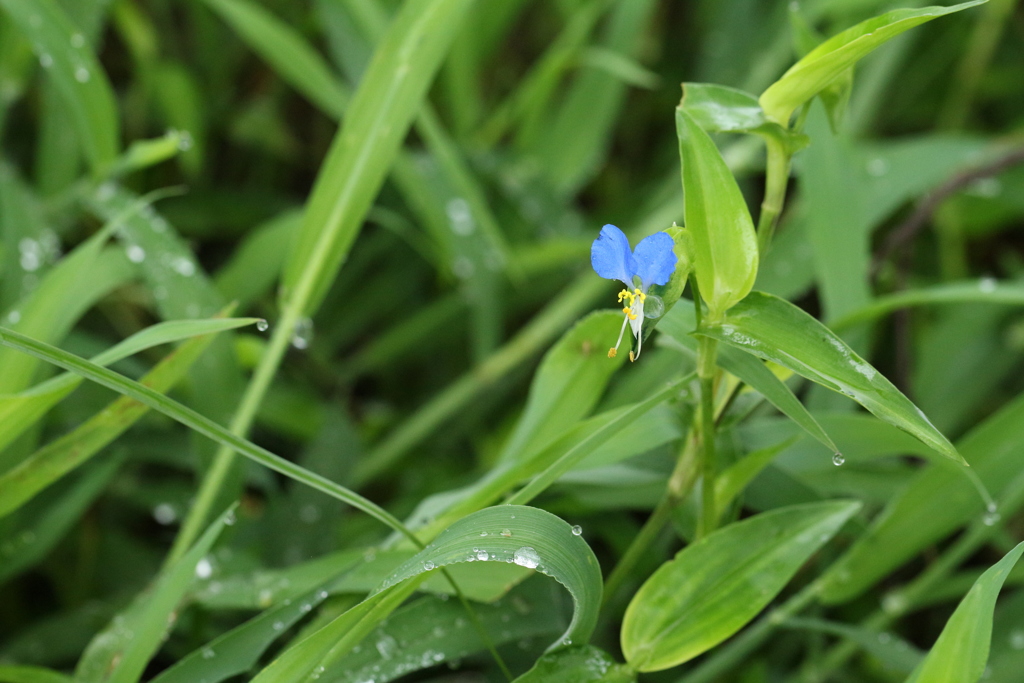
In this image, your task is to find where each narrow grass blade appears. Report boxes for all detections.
[0,318,259,458]
[906,542,1024,683]
[820,393,1024,604]
[74,506,236,683]
[376,505,602,651]
[250,581,420,683]
[0,328,230,517]
[149,583,335,683]
[281,0,474,316]
[831,279,1024,329]
[201,0,348,118]
[0,0,119,172]
[0,327,415,541]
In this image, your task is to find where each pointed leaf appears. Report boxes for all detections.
[621,501,860,671]
[498,312,625,464]
[698,291,963,464]
[74,506,236,683]
[659,302,839,455]
[0,327,234,517]
[377,505,603,651]
[759,1,987,126]
[149,583,335,683]
[281,0,474,316]
[906,542,1024,683]
[0,0,119,171]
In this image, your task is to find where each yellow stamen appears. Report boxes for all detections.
[629,350,635,362]
[608,348,617,358]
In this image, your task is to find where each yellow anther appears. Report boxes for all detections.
[629,350,636,362]
[617,289,635,306]
[608,348,617,358]
[628,311,638,321]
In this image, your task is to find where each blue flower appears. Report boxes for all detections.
[591,224,677,361]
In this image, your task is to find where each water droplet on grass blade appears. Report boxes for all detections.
[292,318,313,349]
[832,453,845,466]
[126,245,146,263]
[513,547,540,569]
[571,525,583,536]
[256,319,269,332]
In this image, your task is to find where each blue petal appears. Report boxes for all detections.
[591,224,635,287]
[632,232,677,291]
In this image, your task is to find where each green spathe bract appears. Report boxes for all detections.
[621,501,860,671]
[759,1,988,126]
[675,107,758,319]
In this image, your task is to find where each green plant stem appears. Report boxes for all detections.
[696,334,719,539]
[167,304,301,565]
[677,581,822,683]
[603,433,700,605]
[756,136,791,257]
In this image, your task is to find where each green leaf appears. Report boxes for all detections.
[0,666,71,683]
[787,5,852,132]
[0,326,234,517]
[621,501,860,671]
[698,291,963,464]
[0,0,119,172]
[0,317,259,458]
[74,506,236,683]
[759,1,987,126]
[0,219,118,395]
[149,583,335,683]
[281,0,474,316]
[820,393,1024,604]
[675,107,758,318]
[659,302,839,455]
[680,83,807,152]
[906,542,1024,683]
[326,580,563,683]
[377,505,603,651]
[514,645,635,683]
[250,582,421,683]
[201,0,349,118]
[498,311,625,464]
